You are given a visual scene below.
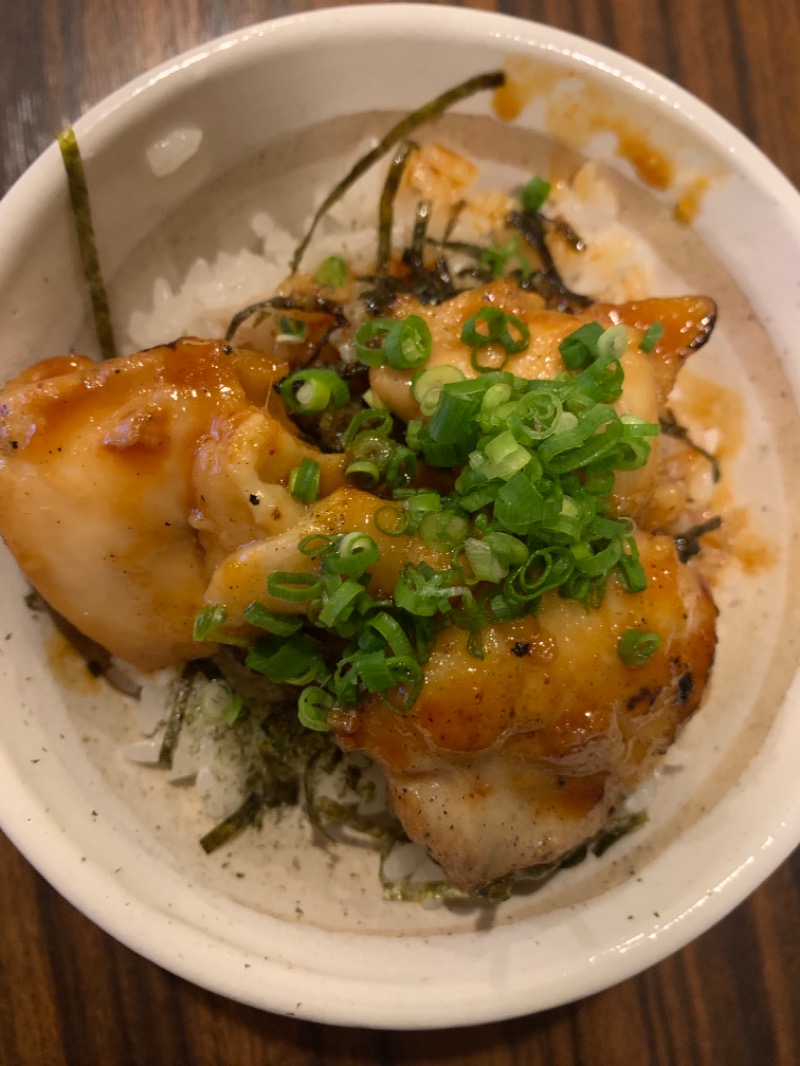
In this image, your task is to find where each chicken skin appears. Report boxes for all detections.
[0,339,344,669]
[333,532,716,889]
[370,282,715,524]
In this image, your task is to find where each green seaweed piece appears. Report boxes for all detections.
[57,127,118,360]
[290,70,506,273]
[199,792,264,854]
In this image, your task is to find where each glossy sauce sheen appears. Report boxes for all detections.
[0,339,343,669]
[0,291,720,890]
[335,532,716,889]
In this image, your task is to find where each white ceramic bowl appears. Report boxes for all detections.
[2,4,800,1030]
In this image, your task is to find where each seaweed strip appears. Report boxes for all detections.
[158,668,196,769]
[660,408,721,482]
[25,590,141,698]
[409,200,432,264]
[507,209,593,312]
[225,293,347,343]
[290,70,506,273]
[377,142,416,273]
[591,809,648,857]
[199,792,263,854]
[673,515,723,563]
[57,128,118,360]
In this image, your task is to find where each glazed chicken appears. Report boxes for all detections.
[370,282,715,525]
[0,339,344,669]
[333,531,716,889]
[0,283,718,893]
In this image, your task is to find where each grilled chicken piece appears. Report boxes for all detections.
[370,282,715,523]
[0,339,344,670]
[204,485,440,627]
[333,532,716,891]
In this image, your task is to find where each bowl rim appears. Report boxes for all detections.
[2,2,800,1030]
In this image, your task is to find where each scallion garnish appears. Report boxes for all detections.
[382,315,433,370]
[520,175,552,214]
[314,255,348,287]
[288,457,321,504]
[356,315,432,370]
[197,312,661,729]
[461,307,530,358]
[617,629,661,666]
[559,322,604,370]
[639,322,665,353]
[279,369,350,413]
[192,604,249,647]
[276,315,308,344]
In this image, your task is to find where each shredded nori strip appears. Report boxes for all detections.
[673,515,723,563]
[225,293,347,344]
[377,142,416,273]
[25,590,141,698]
[158,668,196,769]
[57,127,118,360]
[591,809,648,857]
[659,408,721,482]
[200,791,264,854]
[508,209,593,312]
[410,200,432,264]
[290,70,506,273]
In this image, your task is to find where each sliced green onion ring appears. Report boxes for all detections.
[617,629,661,666]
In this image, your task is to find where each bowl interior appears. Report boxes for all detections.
[1,6,800,1028]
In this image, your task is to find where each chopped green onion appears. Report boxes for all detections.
[597,324,629,361]
[520,175,552,213]
[461,307,530,356]
[355,318,395,366]
[617,629,661,666]
[325,532,381,577]
[298,687,334,731]
[246,635,325,685]
[639,322,665,353]
[559,322,604,370]
[288,458,321,503]
[276,316,308,344]
[317,579,367,627]
[342,407,395,447]
[417,510,470,552]
[427,378,486,443]
[243,602,303,636]
[345,459,382,487]
[356,315,433,370]
[299,533,335,557]
[366,611,417,660]
[374,504,409,536]
[192,604,249,647]
[411,364,465,416]
[383,315,432,370]
[616,535,648,593]
[220,692,246,727]
[267,572,323,603]
[464,537,508,582]
[314,255,348,287]
[279,369,350,413]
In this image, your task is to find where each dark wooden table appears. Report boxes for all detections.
[2,1,800,1062]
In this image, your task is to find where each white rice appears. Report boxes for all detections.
[126,159,657,354]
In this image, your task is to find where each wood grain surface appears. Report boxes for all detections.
[2,1,800,1062]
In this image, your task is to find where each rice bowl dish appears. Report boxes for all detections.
[0,5,799,1028]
